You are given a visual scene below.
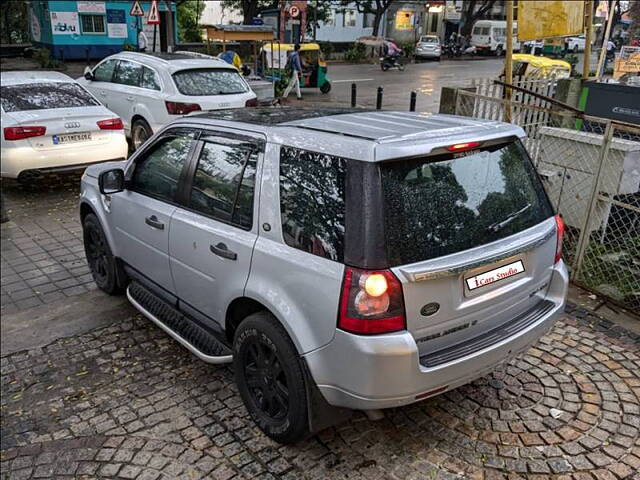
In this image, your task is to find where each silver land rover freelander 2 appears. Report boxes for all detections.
[80,108,568,443]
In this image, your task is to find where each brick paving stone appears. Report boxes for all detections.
[2,177,640,480]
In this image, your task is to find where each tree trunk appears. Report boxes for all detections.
[372,13,382,37]
[242,1,257,25]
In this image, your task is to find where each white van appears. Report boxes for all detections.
[471,20,520,56]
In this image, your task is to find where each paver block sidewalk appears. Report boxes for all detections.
[1,304,638,480]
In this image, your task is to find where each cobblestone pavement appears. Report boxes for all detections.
[1,303,639,480]
[1,174,94,316]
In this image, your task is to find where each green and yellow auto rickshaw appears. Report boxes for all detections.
[260,42,332,93]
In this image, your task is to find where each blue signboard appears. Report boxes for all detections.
[106,9,126,24]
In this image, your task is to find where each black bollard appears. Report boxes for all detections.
[351,83,357,107]
[376,86,383,110]
[409,91,417,112]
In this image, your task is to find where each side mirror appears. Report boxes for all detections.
[99,168,125,195]
[84,66,94,81]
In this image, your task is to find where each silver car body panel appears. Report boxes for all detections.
[81,110,568,410]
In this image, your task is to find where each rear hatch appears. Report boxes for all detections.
[1,81,119,151]
[170,68,254,110]
[380,139,557,358]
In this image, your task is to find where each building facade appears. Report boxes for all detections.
[315,2,377,43]
[30,0,178,60]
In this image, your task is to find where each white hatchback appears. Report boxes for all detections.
[77,52,258,150]
[1,71,128,182]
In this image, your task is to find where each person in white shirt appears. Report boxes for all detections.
[138,30,148,52]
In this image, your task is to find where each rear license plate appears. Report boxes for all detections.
[466,260,525,291]
[52,132,92,145]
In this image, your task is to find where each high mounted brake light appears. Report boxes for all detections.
[446,141,481,152]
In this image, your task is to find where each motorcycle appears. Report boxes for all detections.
[443,42,462,59]
[380,53,405,71]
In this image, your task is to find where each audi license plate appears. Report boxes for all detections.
[53,132,92,145]
[466,260,525,291]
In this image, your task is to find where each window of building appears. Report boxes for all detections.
[80,14,106,34]
[189,140,257,229]
[343,9,357,28]
[279,146,346,262]
[325,9,336,26]
[364,13,375,28]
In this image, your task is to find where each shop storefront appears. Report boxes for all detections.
[29,1,178,60]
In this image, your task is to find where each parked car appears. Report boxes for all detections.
[415,35,442,60]
[565,35,587,53]
[1,71,127,182]
[523,39,544,54]
[80,108,568,444]
[77,52,257,150]
[471,20,521,56]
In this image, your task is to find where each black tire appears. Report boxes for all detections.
[234,312,309,444]
[320,81,331,94]
[83,213,121,295]
[381,62,389,71]
[131,118,152,151]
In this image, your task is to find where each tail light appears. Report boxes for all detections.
[97,118,124,130]
[338,267,406,335]
[4,126,46,141]
[245,97,258,107]
[165,101,201,115]
[554,215,564,264]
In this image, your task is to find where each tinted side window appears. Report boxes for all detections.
[141,67,161,90]
[132,135,195,202]
[279,147,346,262]
[113,60,142,87]
[93,59,117,82]
[189,140,256,229]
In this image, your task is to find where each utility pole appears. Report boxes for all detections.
[583,0,594,79]
[596,0,617,80]
[504,0,514,122]
[164,0,175,51]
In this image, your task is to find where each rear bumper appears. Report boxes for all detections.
[1,135,128,179]
[304,261,568,410]
[416,50,441,58]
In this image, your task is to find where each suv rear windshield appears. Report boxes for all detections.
[381,140,553,266]
[172,69,248,96]
[1,82,99,112]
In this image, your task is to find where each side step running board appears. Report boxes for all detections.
[127,282,233,364]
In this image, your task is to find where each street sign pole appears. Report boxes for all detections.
[583,0,594,79]
[596,0,617,80]
[153,24,157,52]
[505,0,514,123]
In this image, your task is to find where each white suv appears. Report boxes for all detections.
[77,52,257,150]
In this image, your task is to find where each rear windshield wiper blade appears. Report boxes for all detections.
[487,203,532,233]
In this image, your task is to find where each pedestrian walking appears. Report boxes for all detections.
[138,30,148,53]
[282,44,303,100]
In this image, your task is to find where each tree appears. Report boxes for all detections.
[222,0,279,25]
[459,0,498,37]
[341,0,394,37]
[0,0,29,44]
[176,0,205,42]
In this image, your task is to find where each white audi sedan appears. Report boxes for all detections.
[1,71,128,182]
[77,52,257,150]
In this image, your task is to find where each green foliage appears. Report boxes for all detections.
[318,41,334,60]
[122,42,137,51]
[0,1,29,44]
[33,48,64,70]
[563,53,579,68]
[344,42,367,63]
[222,0,279,25]
[401,42,415,58]
[177,0,205,43]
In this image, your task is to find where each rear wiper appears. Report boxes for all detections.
[487,203,532,233]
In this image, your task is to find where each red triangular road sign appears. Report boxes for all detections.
[147,0,160,25]
[130,1,144,16]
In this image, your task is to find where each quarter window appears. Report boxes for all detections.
[93,59,117,82]
[113,60,142,87]
[279,147,346,262]
[80,14,106,34]
[140,67,161,90]
[189,139,257,229]
[132,134,196,202]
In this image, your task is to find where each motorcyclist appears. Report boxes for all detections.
[384,39,402,65]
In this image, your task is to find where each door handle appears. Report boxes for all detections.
[126,96,134,101]
[210,242,237,261]
[145,215,164,230]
